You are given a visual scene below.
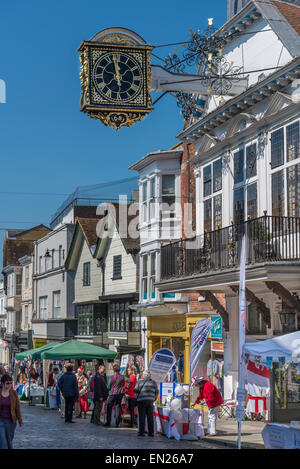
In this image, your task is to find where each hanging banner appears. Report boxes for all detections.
[237,234,247,446]
[149,348,176,385]
[238,233,247,385]
[190,318,214,380]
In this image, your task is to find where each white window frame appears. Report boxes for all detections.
[270,119,300,217]
[203,157,223,232]
[53,291,61,318]
[232,142,258,223]
[39,296,48,319]
[25,266,29,289]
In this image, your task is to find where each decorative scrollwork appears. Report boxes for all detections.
[162,20,244,123]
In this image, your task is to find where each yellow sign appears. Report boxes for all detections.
[33,338,47,349]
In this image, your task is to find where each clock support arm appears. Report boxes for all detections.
[150,65,248,96]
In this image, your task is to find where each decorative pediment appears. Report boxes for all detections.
[226,112,257,139]
[197,133,219,153]
[262,91,294,119]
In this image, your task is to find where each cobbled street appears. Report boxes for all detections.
[13,402,225,450]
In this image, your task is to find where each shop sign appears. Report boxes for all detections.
[159,382,176,405]
[120,354,129,368]
[172,321,186,332]
[210,316,223,339]
[211,341,224,353]
[33,338,47,349]
[149,348,176,386]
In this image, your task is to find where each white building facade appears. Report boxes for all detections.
[156,0,300,405]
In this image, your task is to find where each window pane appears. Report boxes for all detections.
[150,178,155,197]
[213,194,222,229]
[203,165,212,197]
[234,150,244,184]
[247,182,257,219]
[132,311,141,331]
[246,143,257,179]
[213,159,222,192]
[271,128,284,169]
[287,163,300,217]
[83,262,90,286]
[234,187,245,223]
[286,121,300,162]
[142,181,147,202]
[113,255,122,279]
[272,170,285,216]
[162,175,175,195]
[204,198,212,232]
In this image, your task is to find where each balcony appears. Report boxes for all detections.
[160,215,300,281]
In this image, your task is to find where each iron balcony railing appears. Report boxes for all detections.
[160,215,300,281]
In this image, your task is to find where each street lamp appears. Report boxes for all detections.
[279,310,296,332]
[44,248,62,258]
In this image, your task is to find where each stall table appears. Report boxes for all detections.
[154,405,204,440]
[262,423,300,449]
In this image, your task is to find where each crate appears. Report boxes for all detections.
[30,395,44,405]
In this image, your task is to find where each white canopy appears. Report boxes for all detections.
[243,331,300,363]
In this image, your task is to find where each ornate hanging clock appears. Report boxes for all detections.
[78,28,153,130]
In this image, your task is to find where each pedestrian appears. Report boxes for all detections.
[171,365,178,383]
[93,365,108,425]
[191,376,223,436]
[57,363,79,423]
[122,365,137,428]
[134,371,158,437]
[104,363,125,428]
[0,374,23,449]
[75,366,89,419]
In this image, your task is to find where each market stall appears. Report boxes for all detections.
[242,331,300,449]
[154,405,204,440]
[40,339,117,416]
[15,341,62,404]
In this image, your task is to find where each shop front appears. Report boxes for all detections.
[147,312,215,384]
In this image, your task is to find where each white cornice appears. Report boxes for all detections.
[128,150,183,173]
[178,58,300,143]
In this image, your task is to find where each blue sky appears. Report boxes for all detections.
[0,0,227,271]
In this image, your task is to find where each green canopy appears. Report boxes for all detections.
[15,342,60,360]
[40,339,117,360]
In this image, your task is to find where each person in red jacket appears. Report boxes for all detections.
[122,365,137,428]
[191,376,223,436]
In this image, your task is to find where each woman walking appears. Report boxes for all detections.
[0,374,23,449]
[123,365,137,428]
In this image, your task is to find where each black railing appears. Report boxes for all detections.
[161,215,300,280]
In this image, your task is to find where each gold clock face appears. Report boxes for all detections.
[92,51,143,104]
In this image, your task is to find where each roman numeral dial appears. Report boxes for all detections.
[93,51,143,104]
